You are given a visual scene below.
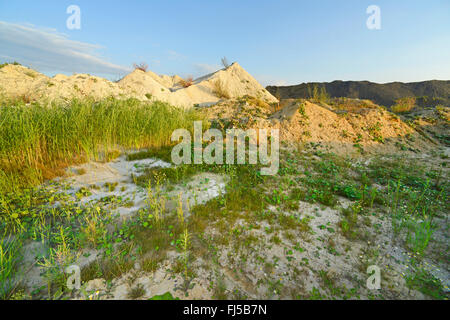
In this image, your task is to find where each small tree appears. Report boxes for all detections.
[221,57,230,69]
[133,62,148,72]
[179,76,194,88]
[309,84,329,103]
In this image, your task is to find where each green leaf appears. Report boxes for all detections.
[148,292,179,300]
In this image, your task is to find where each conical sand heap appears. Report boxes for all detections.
[0,62,278,108]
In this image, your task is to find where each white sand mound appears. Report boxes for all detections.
[187,62,278,103]
[0,64,49,100]
[204,98,432,155]
[0,62,278,108]
[117,69,195,107]
[43,73,123,101]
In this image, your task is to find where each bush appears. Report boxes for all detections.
[221,57,230,69]
[0,61,21,69]
[179,76,194,88]
[307,84,329,103]
[133,62,148,72]
[391,97,416,113]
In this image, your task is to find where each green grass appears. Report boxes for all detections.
[148,291,179,300]
[405,268,447,299]
[0,97,203,193]
[0,93,447,300]
[0,235,23,299]
[0,61,21,69]
[391,97,416,113]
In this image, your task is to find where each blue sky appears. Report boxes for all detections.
[0,0,449,85]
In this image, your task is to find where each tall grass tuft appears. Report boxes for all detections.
[213,79,230,99]
[0,235,22,299]
[0,97,202,193]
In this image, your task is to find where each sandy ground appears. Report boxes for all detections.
[14,144,448,300]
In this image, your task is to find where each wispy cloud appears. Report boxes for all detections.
[255,74,291,87]
[0,21,130,76]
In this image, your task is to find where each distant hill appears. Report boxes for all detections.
[266,80,450,107]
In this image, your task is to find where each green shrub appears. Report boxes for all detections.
[391,97,416,113]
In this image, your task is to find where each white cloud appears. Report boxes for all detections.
[0,21,131,76]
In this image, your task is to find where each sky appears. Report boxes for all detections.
[0,0,449,85]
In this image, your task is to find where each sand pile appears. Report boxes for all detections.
[203,98,432,155]
[0,64,126,102]
[0,64,49,100]
[43,73,124,101]
[179,62,278,106]
[271,100,432,154]
[117,62,277,107]
[0,62,277,108]
[117,69,195,107]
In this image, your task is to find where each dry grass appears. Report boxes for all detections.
[213,79,230,99]
[133,62,148,72]
[179,76,194,88]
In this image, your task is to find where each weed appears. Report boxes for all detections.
[405,268,446,299]
[405,218,434,255]
[391,97,416,113]
[180,227,191,281]
[339,203,362,239]
[104,182,118,192]
[213,79,230,99]
[145,178,166,227]
[177,193,185,226]
[0,235,23,299]
[367,122,384,143]
[213,276,228,299]
[38,226,79,296]
[128,283,146,299]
